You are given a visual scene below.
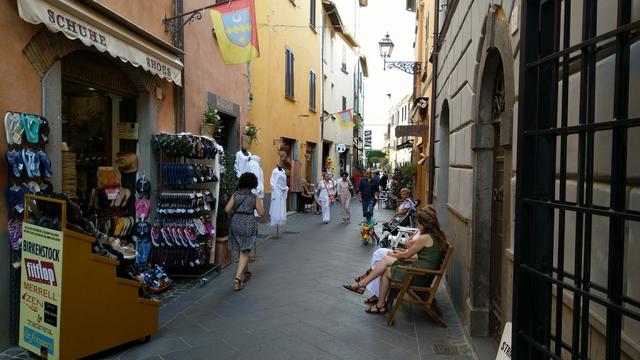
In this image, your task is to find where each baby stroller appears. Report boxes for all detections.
[379,200,421,248]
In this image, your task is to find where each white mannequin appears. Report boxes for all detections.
[244,155,264,217]
[269,165,288,226]
[235,149,252,177]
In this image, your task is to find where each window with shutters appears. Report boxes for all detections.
[309,70,316,111]
[285,48,295,99]
[310,0,316,28]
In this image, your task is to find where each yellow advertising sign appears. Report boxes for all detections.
[19,223,63,359]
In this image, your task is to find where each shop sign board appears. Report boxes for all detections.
[336,144,347,153]
[19,223,64,360]
[117,122,139,140]
[394,125,426,138]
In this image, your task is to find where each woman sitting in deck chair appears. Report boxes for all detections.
[342,206,447,314]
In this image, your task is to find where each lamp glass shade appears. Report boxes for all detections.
[378,33,394,58]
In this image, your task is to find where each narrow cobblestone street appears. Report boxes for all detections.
[104,202,476,360]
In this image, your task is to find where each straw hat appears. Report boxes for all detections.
[114,152,138,173]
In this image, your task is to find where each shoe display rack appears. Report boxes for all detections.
[150,133,221,283]
[4,111,54,344]
[19,195,159,359]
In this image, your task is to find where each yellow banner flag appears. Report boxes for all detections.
[210,0,260,64]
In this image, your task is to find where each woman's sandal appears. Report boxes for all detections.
[342,282,365,295]
[243,271,252,282]
[364,296,378,304]
[233,278,244,291]
[365,303,386,315]
[354,269,372,282]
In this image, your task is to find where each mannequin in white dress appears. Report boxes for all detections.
[269,165,288,226]
[244,155,264,217]
[235,149,252,178]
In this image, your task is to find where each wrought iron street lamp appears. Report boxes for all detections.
[378,33,421,75]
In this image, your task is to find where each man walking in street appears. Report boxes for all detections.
[358,169,379,217]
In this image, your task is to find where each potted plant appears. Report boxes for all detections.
[214,151,237,267]
[201,105,222,137]
[241,122,260,148]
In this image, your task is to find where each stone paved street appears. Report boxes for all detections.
[1,202,479,360]
[108,201,477,360]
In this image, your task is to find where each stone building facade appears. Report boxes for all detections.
[427,0,639,358]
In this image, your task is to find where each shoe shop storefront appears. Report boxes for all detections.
[0,0,182,355]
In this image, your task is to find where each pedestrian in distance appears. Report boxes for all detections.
[337,171,354,223]
[357,168,379,218]
[225,172,265,291]
[316,172,334,224]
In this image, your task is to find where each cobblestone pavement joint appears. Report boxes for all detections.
[3,202,482,360]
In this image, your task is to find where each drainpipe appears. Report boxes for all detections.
[427,0,439,204]
[175,0,185,132]
[320,12,326,173]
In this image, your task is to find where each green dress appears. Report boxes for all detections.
[390,241,444,286]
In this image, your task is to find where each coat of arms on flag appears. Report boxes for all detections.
[210,0,260,64]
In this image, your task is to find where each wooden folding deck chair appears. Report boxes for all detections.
[386,244,454,327]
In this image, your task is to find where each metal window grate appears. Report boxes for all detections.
[514,1,640,359]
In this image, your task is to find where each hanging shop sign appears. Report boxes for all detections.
[117,122,139,140]
[17,0,183,86]
[394,125,427,138]
[336,144,347,153]
[19,223,64,360]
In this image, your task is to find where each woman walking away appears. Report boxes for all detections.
[342,206,447,314]
[337,171,354,223]
[225,172,265,291]
[316,172,333,224]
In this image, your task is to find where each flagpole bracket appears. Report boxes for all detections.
[163,10,204,38]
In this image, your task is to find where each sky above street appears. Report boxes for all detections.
[338,1,416,150]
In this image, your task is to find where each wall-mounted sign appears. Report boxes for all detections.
[336,144,347,153]
[117,122,138,140]
[395,125,426,138]
[19,223,64,359]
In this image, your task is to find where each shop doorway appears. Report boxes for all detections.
[489,115,505,342]
[339,148,349,174]
[214,112,237,153]
[304,142,317,182]
[322,141,331,174]
[61,80,136,208]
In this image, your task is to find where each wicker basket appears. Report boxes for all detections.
[62,151,77,198]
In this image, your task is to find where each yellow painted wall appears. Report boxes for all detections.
[249,0,322,192]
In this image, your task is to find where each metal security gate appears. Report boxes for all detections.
[514,0,640,359]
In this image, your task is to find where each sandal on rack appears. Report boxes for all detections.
[342,282,365,295]
[234,278,244,291]
[365,303,386,315]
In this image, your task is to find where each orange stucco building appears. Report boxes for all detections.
[0,0,249,350]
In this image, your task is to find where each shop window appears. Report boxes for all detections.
[342,96,347,111]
